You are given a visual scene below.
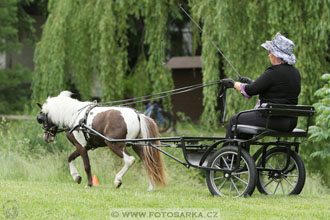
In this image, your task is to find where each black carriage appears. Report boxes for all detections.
[78,102,315,197]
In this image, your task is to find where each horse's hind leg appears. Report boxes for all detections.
[68,150,82,184]
[107,142,135,188]
[132,146,154,191]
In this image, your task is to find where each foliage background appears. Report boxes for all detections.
[31,0,177,107]
[308,73,330,185]
[30,0,329,126]
[187,0,330,186]
[189,0,330,128]
[1,0,329,186]
[0,0,37,113]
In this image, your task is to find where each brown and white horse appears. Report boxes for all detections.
[37,91,167,190]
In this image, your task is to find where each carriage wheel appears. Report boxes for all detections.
[206,146,257,197]
[256,146,305,195]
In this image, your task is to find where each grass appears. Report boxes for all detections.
[1,120,329,219]
[0,177,329,219]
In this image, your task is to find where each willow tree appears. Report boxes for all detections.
[32,0,176,106]
[189,0,329,129]
[189,0,222,129]
[32,0,329,123]
[187,0,330,185]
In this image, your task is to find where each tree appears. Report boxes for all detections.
[0,0,38,114]
[189,0,330,129]
[32,0,329,122]
[0,0,19,53]
[308,73,330,186]
[188,0,330,186]
[31,0,177,108]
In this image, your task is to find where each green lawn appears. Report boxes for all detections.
[1,121,329,219]
[1,174,329,219]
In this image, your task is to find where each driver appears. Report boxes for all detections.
[222,32,301,139]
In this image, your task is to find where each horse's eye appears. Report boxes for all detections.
[37,114,45,124]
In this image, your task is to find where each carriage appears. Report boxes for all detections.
[78,103,315,197]
[37,90,315,198]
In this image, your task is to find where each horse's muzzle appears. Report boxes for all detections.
[44,132,55,143]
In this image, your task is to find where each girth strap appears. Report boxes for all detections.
[79,104,98,148]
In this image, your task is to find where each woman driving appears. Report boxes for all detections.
[222,32,301,139]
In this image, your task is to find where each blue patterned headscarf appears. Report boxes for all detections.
[261,32,296,65]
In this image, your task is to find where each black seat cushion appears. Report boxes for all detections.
[233,125,307,137]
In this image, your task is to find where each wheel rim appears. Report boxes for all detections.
[209,151,251,197]
[259,151,299,195]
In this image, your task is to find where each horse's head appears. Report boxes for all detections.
[36,102,58,143]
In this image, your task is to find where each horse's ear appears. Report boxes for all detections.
[37,103,42,109]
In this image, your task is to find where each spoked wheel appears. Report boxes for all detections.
[206,146,257,197]
[256,146,306,195]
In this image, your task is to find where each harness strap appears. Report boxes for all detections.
[136,110,141,134]
[135,110,141,123]
[80,104,98,148]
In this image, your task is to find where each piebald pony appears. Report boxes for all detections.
[37,91,167,190]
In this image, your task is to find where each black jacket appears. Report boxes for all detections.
[245,63,301,105]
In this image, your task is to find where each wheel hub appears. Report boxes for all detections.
[224,172,231,179]
[269,171,283,182]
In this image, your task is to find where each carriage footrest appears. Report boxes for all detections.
[186,150,215,166]
[234,125,307,137]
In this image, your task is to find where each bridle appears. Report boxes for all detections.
[37,112,66,138]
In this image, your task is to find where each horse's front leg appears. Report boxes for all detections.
[79,147,93,187]
[68,150,82,184]
[67,132,93,187]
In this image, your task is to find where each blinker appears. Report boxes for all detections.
[37,113,45,124]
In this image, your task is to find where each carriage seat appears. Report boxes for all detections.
[235,124,307,137]
[232,103,316,138]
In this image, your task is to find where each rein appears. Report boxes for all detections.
[218,82,227,125]
[39,81,228,142]
[77,80,225,112]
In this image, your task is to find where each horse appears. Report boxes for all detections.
[36,91,167,190]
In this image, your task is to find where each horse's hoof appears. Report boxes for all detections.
[148,187,155,192]
[75,176,82,184]
[115,182,122,189]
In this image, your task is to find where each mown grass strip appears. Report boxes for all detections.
[1,180,329,220]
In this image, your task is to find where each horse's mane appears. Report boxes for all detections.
[42,91,92,127]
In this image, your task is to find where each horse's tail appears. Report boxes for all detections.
[139,114,168,187]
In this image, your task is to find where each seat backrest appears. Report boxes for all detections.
[260,103,316,117]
